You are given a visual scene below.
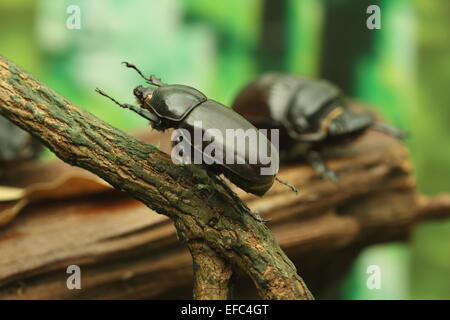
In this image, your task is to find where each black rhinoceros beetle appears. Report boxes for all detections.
[232,73,406,182]
[96,64,297,222]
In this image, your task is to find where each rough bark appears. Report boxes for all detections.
[0,55,313,299]
[189,241,235,300]
[0,128,449,299]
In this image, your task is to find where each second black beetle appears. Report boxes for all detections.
[232,73,406,182]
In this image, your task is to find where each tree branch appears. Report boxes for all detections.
[189,241,235,300]
[0,55,313,300]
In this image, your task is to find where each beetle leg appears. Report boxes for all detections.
[275,177,299,194]
[122,62,166,87]
[288,129,327,142]
[248,210,272,223]
[306,151,339,183]
[372,122,408,139]
[122,62,150,81]
[95,88,161,126]
[214,175,271,223]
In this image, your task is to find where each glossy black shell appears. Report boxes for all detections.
[182,100,278,196]
[147,85,279,196]
[147,85,207,121]
[232,73,374,145]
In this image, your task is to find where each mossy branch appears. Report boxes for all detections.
[0,56,313,300]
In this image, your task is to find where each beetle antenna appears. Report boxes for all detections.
[122,62,165,87]
[95,88,161,124]
[275,177,299,194]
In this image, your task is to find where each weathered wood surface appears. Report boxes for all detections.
[0,127,449,299]
[0,56,314,299]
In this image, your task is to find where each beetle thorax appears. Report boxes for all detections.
[145,85,207,122]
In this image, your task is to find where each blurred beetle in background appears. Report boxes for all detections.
[232,73,406,182]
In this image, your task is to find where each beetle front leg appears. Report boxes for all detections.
[95,88,161,126]
[306,150,339,183]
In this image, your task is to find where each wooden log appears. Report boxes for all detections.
[0,128,449,299]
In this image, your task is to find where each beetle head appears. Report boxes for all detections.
[132,85,169,130]
[133,85,155,104]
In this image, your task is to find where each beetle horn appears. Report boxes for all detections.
[275,177,299,194]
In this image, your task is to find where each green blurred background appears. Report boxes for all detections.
[0,0,449,299]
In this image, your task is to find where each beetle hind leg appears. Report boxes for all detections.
[306,151,339,183]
